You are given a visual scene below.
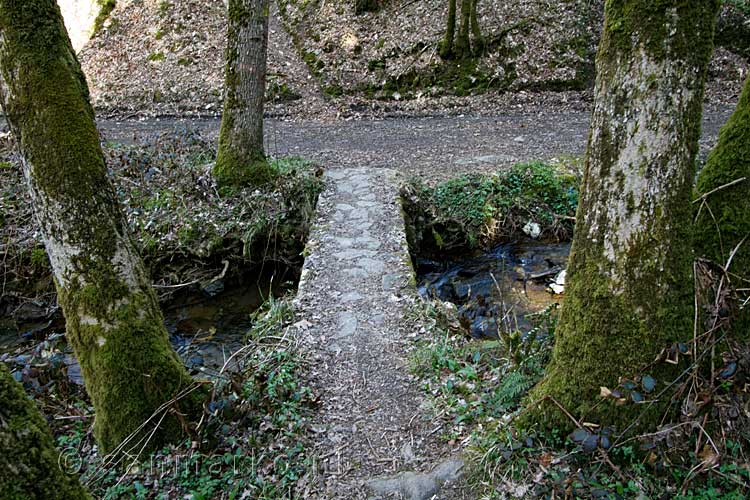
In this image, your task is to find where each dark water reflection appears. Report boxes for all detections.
[416,242,571,337]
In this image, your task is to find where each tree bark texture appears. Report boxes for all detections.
[526,0,720,430]
[0,0,202,455]
[0,363,91,499]
[440,0,457,59]
[469,0,483,54]
[441,0,482,59]
[214,0,273,190]
[695,77,750,277]
[455,0,471,57]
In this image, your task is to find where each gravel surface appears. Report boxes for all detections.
[96,101,736,182]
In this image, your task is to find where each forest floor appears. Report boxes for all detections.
[79,1,748,118]
[87,104,734,499]
[7,1,746,494]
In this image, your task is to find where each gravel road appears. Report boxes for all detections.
[96,102,735,181]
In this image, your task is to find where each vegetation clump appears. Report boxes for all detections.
[411,263,750,499]
[411,300,558,441]
[401,161,579,259]
[92,0,116,36]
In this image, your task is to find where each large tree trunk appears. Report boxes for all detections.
[214,0,274,190]
[695,77,750,277]
[694,77,750,336]
[440,0,457,59]
[526,0,720,430]
[0,363,90,499]
[0,0,202,455]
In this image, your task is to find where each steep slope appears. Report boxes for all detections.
[78,0,748,117]
[79,0,324,117]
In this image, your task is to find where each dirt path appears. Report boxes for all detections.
[96,103,733,181]
[293,167,465,499]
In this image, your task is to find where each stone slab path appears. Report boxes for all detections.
[293,168,466,499]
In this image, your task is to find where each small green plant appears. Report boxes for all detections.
[158,0,172,16]
[148,51,165,62]
[724,0,750,15]
[410,301,557,441]
[29,247,48,269]
[93,0,116,35]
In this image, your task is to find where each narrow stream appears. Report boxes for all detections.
[416,242,571,337]
[0,272,294,386]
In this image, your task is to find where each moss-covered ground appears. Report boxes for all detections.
[401,160,579,260]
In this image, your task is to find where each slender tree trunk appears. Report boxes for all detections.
[0,0,202,455]
[214,0,274,190]
[440,0,457,59]
[695,77,750,276]
[526,0,720,430]
[455,0,472,58]
[469,0,483,55]
[0,363,90,499]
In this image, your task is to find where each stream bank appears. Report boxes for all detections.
[0,127,323,391]
[401,162,578,339]
[0,128,322,332]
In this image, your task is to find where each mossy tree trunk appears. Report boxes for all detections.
[695,77,750,276]
[694,77,750,336]
[214,0,274,191]
[469,0,483,55]
[440,0,457,59]
[526,0,720,431]
[441,0,482,60]
[0,363,91,499]
[455,0,471,58]
[354,0,380,15]
[0,0,202,455]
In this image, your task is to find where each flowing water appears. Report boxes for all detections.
[416,242,571,337]
[0,273,294,386]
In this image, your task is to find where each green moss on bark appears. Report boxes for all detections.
[440,0,457,59]
[0,363,91,499]
[0,0,204,455]
[604,0,720,61]
[694,77,750,337]
[215,116,274,191]
[695,78,750,276]
[60,276,204,453]
[523,0,719,433]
